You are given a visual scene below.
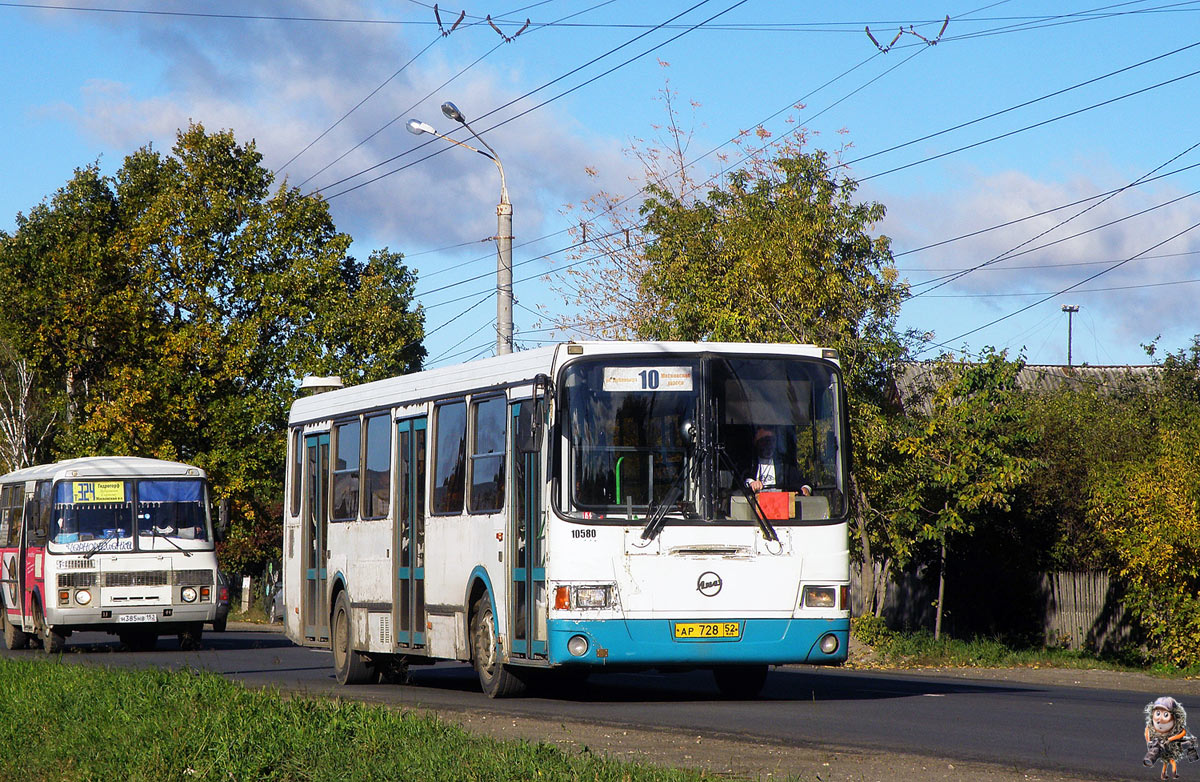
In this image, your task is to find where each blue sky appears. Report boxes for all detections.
[4,1,1200,368]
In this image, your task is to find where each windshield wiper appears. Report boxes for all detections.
[147,524,192,557]
[640,470,688,542]
[82,536,116,561]
[717,448,779,542]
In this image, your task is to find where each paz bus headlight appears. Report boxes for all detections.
[76,589,93,606]
[181,587,198,603]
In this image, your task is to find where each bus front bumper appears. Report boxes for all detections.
[44,604,217,630]
[546,617,849,667]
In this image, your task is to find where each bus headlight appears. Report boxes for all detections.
[554,584,615,611]
[574,585,612,609]
[802,586,837,608]
[76,589,92,606]
[181,587,198,603]
[819,633,840,654]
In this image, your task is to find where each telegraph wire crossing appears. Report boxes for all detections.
[379,31,1200,293]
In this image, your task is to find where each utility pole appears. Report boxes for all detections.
[407,102,513,355]
[1061,304,1079,366]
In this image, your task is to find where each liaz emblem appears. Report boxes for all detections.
[696,571,722,597]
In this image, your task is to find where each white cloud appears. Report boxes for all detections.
[882,167,1200,349]
[42,1,642,289]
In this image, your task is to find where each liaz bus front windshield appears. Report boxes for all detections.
[563,354,845,525]
[48,478,214,555]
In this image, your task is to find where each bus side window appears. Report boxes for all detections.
[0,485,9,546]
[468,397,506,514]
[289,428,302,518]
[362,413,391,519]
[332,418,361,522]
[3,486,19,547]
[25,482,48,547]
[433,401,467,514]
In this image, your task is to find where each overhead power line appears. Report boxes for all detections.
[317,0,748,198]
[918,217,1200,356]
[909,139,1200,295]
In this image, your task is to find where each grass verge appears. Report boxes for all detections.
[0,658,712,782]
[850,615,1200,677]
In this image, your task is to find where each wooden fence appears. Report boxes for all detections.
[851,568,1133,652]
[1039,571,1131,652]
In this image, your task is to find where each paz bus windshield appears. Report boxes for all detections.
[563,354,845,523]
[48,478,213,554]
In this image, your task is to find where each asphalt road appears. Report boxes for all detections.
[2,625,1165,780]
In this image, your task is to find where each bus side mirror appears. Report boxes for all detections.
[516,400,543,454]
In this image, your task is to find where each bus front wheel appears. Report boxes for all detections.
[332,592,372,685]
[712,664,768,699]
[470,594,526,698]
[2,609,28,650]
[33,603,65,654]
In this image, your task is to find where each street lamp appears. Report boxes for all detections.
[407,102,513,355]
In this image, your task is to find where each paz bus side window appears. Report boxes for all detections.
[3,486,19,547]
[0,485,9,546]
[25,482,48,547]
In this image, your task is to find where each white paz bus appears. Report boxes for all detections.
[283,342,851,697]
[0,456,221,652]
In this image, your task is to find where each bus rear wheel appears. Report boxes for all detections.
[712,664,769,699]
[2,609,28,650]
[332,592,372,685]
[470,594,526,698]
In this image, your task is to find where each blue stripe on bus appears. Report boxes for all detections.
[545,617,849,666]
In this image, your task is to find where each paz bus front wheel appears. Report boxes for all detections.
[470,594,526,698]
[2,609,28,650]
[332,592,372,685]
[33,603,65,654]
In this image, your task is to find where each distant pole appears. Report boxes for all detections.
[1061,304,1079,366]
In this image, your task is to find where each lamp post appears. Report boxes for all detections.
[407,102,513,355]
[1061,304,1079,367]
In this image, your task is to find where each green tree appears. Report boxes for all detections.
[1022,379,1156,571]
[0,164,143,439]
[1085,339,1200,665]
[0,124,426,571]
[551,110,916,615]
[893,349,1038,638]
[634,146,910,394]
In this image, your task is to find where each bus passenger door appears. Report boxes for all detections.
[509,400,547,660]
[394,417,426,649]
[303,433,330,643]
[0,486,20,626]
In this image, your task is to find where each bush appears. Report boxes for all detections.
[851,614,894,648]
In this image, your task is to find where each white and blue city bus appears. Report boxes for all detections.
[283,341,850,697]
